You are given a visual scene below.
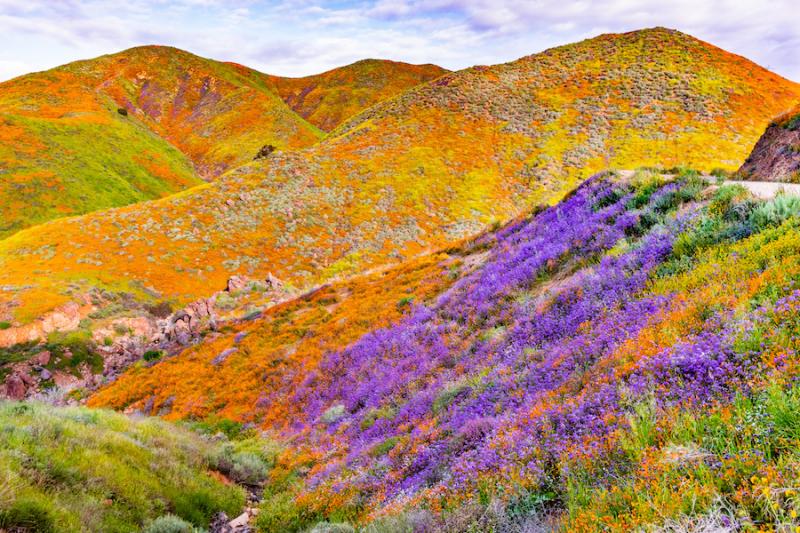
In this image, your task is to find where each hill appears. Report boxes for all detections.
[739,103,800,181]
[0,401,251,532]
[0,45,322,237]
[1,28,798,335]
[89,171,800,531]
[266,59,448,131]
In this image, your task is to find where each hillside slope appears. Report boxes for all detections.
[2,28,798,327]
[266,59,447,131]
[739,103,800,181]
[0,46,322,237]
[90,172,800,531]
[0,401,247,532]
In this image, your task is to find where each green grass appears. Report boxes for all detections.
[0,108,201,238]
[0,401,245,532]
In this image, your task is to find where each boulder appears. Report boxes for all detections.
[265,272,283,289]
[226,275,250,293]
[253,144,276,160]
[34,351,51,366]
[3,374,27,400]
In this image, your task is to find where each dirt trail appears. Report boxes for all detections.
[725,180,800,199]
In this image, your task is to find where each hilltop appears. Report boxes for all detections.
[266,59,448,131]
[0,45,322,237]
[89,170,800,531]
[0,28,798,332]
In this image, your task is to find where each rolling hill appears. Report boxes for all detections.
[1,28,798,334]
[0,45,323,238]
[89,171,800,531]
[266,59,448,131]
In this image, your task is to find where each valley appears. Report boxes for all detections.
[3,25,800,533]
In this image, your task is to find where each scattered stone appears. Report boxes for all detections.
[39,369,52,380]
[117,107,128,116]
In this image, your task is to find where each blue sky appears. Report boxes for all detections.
[1,0,799,81]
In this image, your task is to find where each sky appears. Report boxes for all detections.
[1,0,799,82]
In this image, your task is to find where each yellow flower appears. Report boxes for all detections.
[791,509,798,518]
[788,489,797,497]
[762,487,771,497]
[751,476,758,484]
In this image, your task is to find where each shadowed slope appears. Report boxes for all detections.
[739,103,800,181]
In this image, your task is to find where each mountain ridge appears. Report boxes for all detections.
[1,27,798,329]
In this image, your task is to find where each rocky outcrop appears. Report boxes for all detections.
[0,273,292,401]
[0,299,95,348]
[739,106,800,181]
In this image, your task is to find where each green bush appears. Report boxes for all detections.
[207,437,276,486]
[143,514,194,533]
[0,496,56,533]
[0,321,11,330]
[749,194,800,231]
[309,522,356,533]
[143,350,164,362]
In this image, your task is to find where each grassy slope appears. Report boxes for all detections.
[2,28,799,325]
[0,46,322,238]
[0,401,245,532]
[90,174,800,532]
[266,59,448,131]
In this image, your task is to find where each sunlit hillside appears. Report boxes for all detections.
[266,59,447,131]
[1,28,798,328]
[0,45,323,237]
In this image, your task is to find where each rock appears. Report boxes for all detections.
[0,299,94,349]
[39,369,52,380]
[226,275,250,293]
[117,107,128,116]
[265,272,283,289]
[209,512,231,533]
[34,351,51,365]
[228,512,250,529]
[234,331,248,344]
[253,144,276,160]
[17,371,34,386]
[3,374,27,399]
[739,107,800,181]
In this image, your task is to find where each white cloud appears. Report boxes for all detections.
[0,0,799,82]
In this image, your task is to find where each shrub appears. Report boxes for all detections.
[208,442,270,485]
[143,350,163,362]
[321,404,347,424]
[749,194,800,230]
[143,514,193,533]
[0,321,10,330]
[0,497,56,532]
[309,522,356,533]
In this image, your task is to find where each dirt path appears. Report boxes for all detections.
[725,180,800,199]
